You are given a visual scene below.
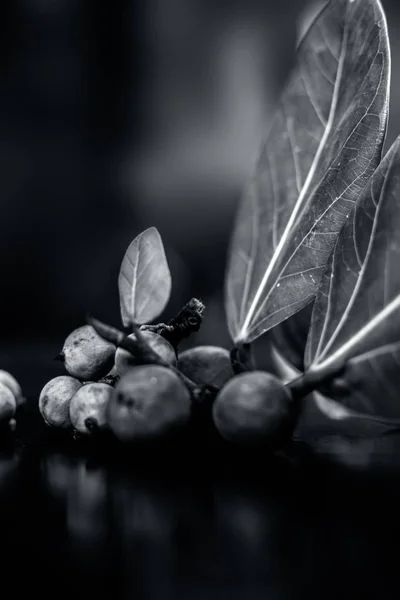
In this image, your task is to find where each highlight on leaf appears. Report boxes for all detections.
[225,0,390,345]
[304,136,400,419]
[118,227,172,327]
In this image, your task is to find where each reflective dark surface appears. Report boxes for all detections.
[2,352,400,599]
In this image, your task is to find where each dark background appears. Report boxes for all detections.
[2,3,400,597]
[1,0,399,354]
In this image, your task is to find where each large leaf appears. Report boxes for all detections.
[225,0,390,345]
[118,227,172,327]
[305,137,400,419]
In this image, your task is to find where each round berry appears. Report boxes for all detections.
[212,371,294,445]
[107,365,191,442]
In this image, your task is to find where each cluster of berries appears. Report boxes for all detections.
[38,312,294,447]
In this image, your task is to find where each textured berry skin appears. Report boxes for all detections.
[70,382,113,434]
[0,371,24,407]
[62,325,116,381]
[107,365,191,442]
[114,331,177,375]
[0,382,17,425]
[212,371,293,445]
[39,376,82,428]
[178,346,234,388]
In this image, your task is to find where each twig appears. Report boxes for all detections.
[141,297,205,349]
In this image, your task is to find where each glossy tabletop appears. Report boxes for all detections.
[1,344,400,600]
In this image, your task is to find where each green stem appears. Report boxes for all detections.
[287,360,347,400]
[89,316,158,365]
[88,315,198,395]
[258,360,349,450]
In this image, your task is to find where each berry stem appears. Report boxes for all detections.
[88,316,160,365]
[230,343,255,374]
[88,315,199,395]
[84,417,98,431]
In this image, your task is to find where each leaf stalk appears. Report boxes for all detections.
[287,360,347,400]
[230,343,255,374]
[87,315,200,395]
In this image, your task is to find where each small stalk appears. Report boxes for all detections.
[88,316,160,365]
[84,417,99,432]
[230,343,255,375]
[87,315,199,395]
[279,361,348,445]
[287,361,347,400]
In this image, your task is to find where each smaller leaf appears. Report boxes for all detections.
[270,345,400,440]
[118,227,171,327]
[304,136,400,419]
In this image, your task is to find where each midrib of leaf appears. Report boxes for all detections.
[235,16,349,343]
[135,249,156,315]
[350,340,400,366]
[129,243,140,320]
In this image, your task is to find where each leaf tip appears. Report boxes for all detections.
[143,225,161,239]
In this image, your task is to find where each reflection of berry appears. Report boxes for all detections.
[114,331,177,376]
[178,346,234,388]
[0,370,24,407]
[39,376,82,428]
[59,325,116,381]
[0,382,16,425]
[70,383,113,434]
[212,371,293,445]
[107,365,191,442]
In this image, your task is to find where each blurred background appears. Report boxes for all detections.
[1,0,400,356]
[2,4,400,589]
